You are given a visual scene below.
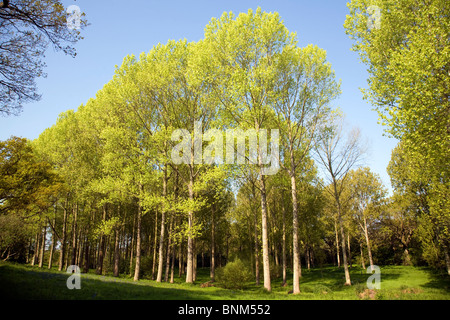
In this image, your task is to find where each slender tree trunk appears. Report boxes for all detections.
[77,229,83,266]
[178,239,183,278]
[164,214,174,282]
[129,211,136,276]
[38,225,46,268]
[210,204,216,282]
[156,212,166,282]
[96,205,107,275]
[282,202,286,286]
[71,203,78,266]
[113,205,121,277]
[193,238,197,282]
[170,242,176,283]
[363,216,374,271]
[306,246,311,270]
[48,233,55,269]
[360,241,366,270]
[254,204,260,286]
[113,227,120,277]
[152,208,158,280]
[347,233,352,268]
[58,197,68,271]
[134,194,142,281]
[31,231,39,266]
[48,206,57,269]
[338,205,351,285]
[259,173,271,292]
[290,172,301,294]
[334,218,340,268]
[83,233,90,273]
[157,165,168,282]
[186,172,195,283]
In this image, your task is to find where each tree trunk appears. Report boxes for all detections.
[347,232,352,268]
[96,205,107,275]
[290,172,301,294]
[31,231,39,266]
[339,209,351,285]
[71,203,78,266]
[151,208,158,280]
[113,205,122,277]
[178,240,183,278]
[134,196,142,281]
[254,204,260,285]
[282,202,286,286]
[193,238,197,282]
[170,242,176,283]
[157,166,168,282]
[334,218,340,268]
[58,197,68,271]
[38,225,46,268]
[359,241,366,270]
[210,204,216,282]
[259,173,271,292]
[306,246,311,270]
[332,177,351,285]
[363,216,374,271]
[83,233,90,273]
[129,210,136,276]
[113,227,120,277]
[164,214,174,282]
[156,212,166,282]
[444,247,450,276]
[186,172,195,283]
[48,206,57,269]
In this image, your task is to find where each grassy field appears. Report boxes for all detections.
[0,261,448,300]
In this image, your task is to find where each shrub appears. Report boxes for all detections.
[216,258,253,289]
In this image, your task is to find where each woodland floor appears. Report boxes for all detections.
[0,261,449,300]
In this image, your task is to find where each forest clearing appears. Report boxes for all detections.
[0,0,449,307]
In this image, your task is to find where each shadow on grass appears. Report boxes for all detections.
[0,263,224,300]
[421,267,450,291]
[295,265,401,293]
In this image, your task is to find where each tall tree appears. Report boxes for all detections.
[203,7,296,292]
[272,43,340,294]
[315,114,365,285]
[347,167,387,271]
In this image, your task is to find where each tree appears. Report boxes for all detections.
[388,142,450,273]
[0,0,87,115]
[203,7,296,292]
[272,43,340,293]
[347,167,387,271]
[315,114,365,285]
[0,136,62,216]
[345,0,450,274]
[0,136,62,262]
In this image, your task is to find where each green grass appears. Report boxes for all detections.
[0,261,448,300]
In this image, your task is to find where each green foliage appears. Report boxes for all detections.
[0,136,63,216]
[216,259,253,289]
[345,0,449,274]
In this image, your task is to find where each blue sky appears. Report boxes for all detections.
[0,0,398,192]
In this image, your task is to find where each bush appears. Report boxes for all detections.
[216,258,253,289]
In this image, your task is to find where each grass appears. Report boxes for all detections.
[0,261,449,300]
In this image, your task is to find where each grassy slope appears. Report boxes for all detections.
[0,261,448,300]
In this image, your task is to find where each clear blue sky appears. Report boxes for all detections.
[0,0,398,191]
